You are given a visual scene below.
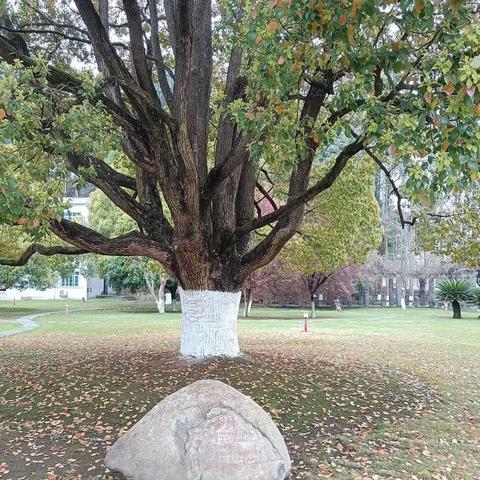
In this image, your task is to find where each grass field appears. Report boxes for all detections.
[0,301,479,479]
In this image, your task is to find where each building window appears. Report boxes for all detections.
[61,272,79,287]
[63,210,83,223]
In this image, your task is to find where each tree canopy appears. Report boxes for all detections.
[0,0,478,292]
[417,189,480,269]
[281,158,382,278]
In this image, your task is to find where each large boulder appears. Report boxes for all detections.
[105,379,291,480]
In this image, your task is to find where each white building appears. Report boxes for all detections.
[0,196,106,301]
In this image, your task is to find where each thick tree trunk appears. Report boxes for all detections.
[452,300,461,319]
[311,298,316,318]
[179,289,241,357]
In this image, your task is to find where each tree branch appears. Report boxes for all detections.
[122,0,157,97]
[148,0,173,108]
[0,244,88,266]
[236,139,364,235]
[202,134,250,201]
[50,219,172,268]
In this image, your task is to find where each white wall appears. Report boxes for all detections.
[0,278,88,301]
[87,277,105,298]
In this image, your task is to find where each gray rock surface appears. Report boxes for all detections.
[105,379,291,480]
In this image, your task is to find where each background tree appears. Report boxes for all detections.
[435,279,473,319]
[242,259,298,316]
[320,264,360,307]
[88,191,169,312]
[0,0,479,356]
[281,159,382,316]
[470,287,480,317]
[417,189,480,272]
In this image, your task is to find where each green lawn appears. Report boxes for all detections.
[0,302,479,479]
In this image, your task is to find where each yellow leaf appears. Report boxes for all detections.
[448,0,461,12]
[274,103,285,115]
[267,20,279,33]
[256,35,263,45]
[423,91,432,104]
[293,59,304,70]
[246,112,256,121]
[312,132,320,144]
[319,52,331,67]
[251,9,258,19]
[311,21,319,33]
[277,55,286,65]
[444,82,455,96]
[418,191,432,208]
[347,25,355,46]
[413,0,424,16]
[0,108,5,120]
[351,0,361,17]
[475,104,480,117]
[441,139,449,151]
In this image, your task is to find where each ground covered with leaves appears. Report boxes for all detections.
[0,304,479,479]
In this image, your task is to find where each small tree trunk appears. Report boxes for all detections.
[172,298,177,311]
[247,297,253,316]
[452,299,461,319]
[154,275,167,313]
[179,289,241,357]
[388,278,396,306]
[419,278,426,307]
[364,285,370,307]
[396,277,402,307]
[156,298,165,313]
[311,298,316,318]
[243,290,248,317]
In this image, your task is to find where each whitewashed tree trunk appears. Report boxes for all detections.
[311,300,316,318]
[156,276,167,313]
[247,297,253,316]
[243,290,248,317]
[156,299,165,313]
[179,289,241,357]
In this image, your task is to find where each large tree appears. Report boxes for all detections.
[0,0,478,356]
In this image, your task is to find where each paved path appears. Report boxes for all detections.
[0,306,134,338]
[0,311,60,338]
